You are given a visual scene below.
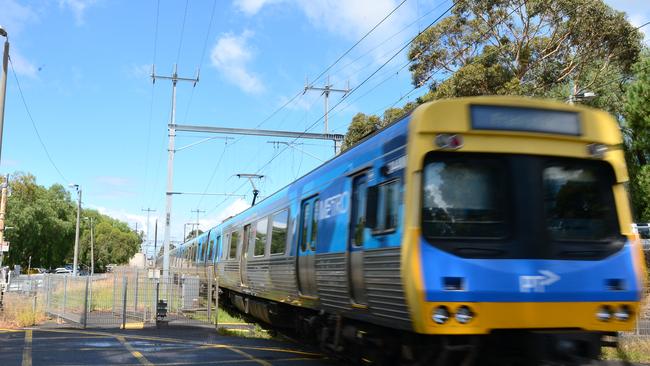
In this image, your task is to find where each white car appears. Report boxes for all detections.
[54,267,72,274]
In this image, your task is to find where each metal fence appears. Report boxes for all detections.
[38,268,218,329]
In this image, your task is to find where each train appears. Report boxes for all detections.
[159,96,646,365]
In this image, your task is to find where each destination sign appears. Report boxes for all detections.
[470,105,580,136]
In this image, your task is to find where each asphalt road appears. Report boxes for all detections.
[0,326,333,366]
[0,326,646,366]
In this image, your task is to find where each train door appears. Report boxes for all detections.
[240,224,252,287]
[297,196,319,297]
[349,173,368,305]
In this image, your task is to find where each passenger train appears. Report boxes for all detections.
[159,96,646,365]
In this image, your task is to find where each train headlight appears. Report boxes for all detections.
[614,305,631,321]
[433,306,450,324]
[587,143,607,158]
[597,305,612,321]
[455,306,474,324]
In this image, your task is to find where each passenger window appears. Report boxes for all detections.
[270,209,289,255]
[301,201,311,252]
[375,180,400,233]
[311,200,319,251]
[230,231,240,259]
[223,234,230,259]
[351,174,368,247]
[255,218,268,257]
[207,238,215,262]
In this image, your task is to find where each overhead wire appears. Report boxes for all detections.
[175,0,190,65]
[8,57,68,184]
[204,1,459,217]
[142,0,161,209]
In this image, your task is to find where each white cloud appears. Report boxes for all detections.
[58,0,98,26]
[0,0,38,36]
[210,30,265,94]
[10,50,38,78]
[234,0,282,15]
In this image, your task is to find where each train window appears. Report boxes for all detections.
[351,174,368,246]
[311,200,319,251]
[543,162,617,241]
[223,233,230,259]
[230,231,240,259]
[207,238,215,262]
[270,209,289,255]
[254,218,268,257]
[301,201,311,252]
[422,157,507,239]
[373,179,400,233]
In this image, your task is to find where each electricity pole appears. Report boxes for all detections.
[304,76,350,134]
[70,184,82,276]
[0,26,9,165]
[151,64,199,281]
[191,209,206,238]
[141,208,156,254]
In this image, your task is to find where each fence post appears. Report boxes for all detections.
[134,269,139,316]
[82,276,89,329]
[121,276,128,329]
[45,275,51,314]
[154,281,159,324]
[207,270,212,323]
[215,275,219,328]
[62,275,68,317]
[112,271,117,315]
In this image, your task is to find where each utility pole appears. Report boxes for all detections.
[141,208,156,254]
[70,184,82,276]
[190,209,206,239]
[0,175,9,269]
[304,76,350,135]
[0,26,9,166]
[151,64,199,281]
[153,219,158,259]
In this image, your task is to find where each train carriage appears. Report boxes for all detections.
[163,96,646,365]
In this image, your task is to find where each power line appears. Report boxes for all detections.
[8,57,68,183]
[175,0,190,65]
[141,0,161,211]
[208,2,458,218]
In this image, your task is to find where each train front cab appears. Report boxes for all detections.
[401,97,646,359]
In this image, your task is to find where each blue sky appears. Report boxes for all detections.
[0,0,648,256]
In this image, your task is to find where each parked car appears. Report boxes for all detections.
[54,267,72,274]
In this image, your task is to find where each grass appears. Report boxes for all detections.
[602,337,650,363]
[0,293,47,328]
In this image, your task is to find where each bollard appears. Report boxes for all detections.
[82,276,89,329]
[121,276,128,329]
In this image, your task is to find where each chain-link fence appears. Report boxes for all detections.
[38,268,218,329]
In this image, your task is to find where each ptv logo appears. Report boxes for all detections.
[519,270,561,293]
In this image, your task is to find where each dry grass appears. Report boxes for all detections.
[0,293,47,328]
[602,337,650,363]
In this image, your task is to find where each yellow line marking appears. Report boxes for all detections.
[21,330,32,366]
[0,328,24,332]
[122,322,145,329]
[223,345,272,366]
[25,328,322,357]
[116,335,154,366]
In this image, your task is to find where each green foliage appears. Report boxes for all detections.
[624,54,650,222]
[409,0,642,107]
[341,0,642,149]
[3,173,140,271]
